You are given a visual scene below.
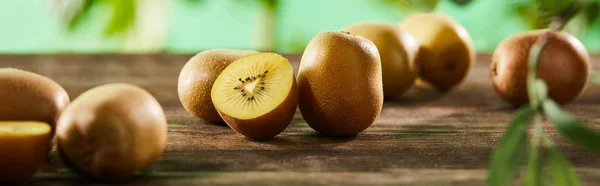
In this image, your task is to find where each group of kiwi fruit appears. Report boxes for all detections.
[0,69,167,183]
[179,12,592,142]
[0,11,591,184]
[178,12,477,139]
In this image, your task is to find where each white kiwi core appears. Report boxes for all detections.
[211,53,294,120]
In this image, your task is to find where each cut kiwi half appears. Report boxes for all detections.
[0,121,51,183]
[211,53,298,140]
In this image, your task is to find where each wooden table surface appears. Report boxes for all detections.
[1,54,599,186]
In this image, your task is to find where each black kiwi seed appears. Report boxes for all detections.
[246,77,251,81]
[242,93,246,97]
[261,87,264,90]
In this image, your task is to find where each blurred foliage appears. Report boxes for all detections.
[377,0,472,13]
[379,0,440,12]
[513,0,599,31]
[184,0,277,9]
[57,0,136,36]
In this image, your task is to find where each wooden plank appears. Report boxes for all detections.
[0,54,599,185]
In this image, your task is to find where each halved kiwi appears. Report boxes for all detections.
[211,53,298,140]
[0,121,51,183]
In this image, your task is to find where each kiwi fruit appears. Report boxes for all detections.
[399,13,476,91]
[0,68,70,133]
[345,22,418,97]
[211,53,298,140]
[0,121,52,183]
[491,29,590,106]
[178,49,257,123]
[56,84,167,181]
[297,31,383,136]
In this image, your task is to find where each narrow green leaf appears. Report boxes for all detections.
[488,106,533,186]
[522,113,543,186]
[522,146,541,186]
[543,100,600,154]
[546,140,581,186]
[68,0,95,30]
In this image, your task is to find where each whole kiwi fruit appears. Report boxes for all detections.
[345,22,419,97]
[178,49,257,123]
[399,12,475,91]
[56,83,167,181]
[298,31,383,136]
[0,68,70,133]
[491,29,590,106]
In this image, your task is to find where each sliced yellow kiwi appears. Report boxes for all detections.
[0,121,51,183]
[211,53,298,140]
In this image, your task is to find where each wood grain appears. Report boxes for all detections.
[0,54,599,185]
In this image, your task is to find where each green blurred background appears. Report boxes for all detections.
[1,0,599,54]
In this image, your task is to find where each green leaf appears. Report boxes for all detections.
[546,141,581,186]
[583,2,600,24]
[488,106,533,186]
[104,0,136,36]
[543,100,600,154]
[540,0,573,13]
[522,113,543,186]
[522,146,542,186]
[380,0,439,12]
[68,0,95,30]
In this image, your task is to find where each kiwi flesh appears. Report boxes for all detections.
[178,49,257,123]
[491,29,590,106]
[211,53,298,140]
[0,121,52,183]
[297,31,383,136]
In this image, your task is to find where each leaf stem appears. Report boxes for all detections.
[527,35,549,110]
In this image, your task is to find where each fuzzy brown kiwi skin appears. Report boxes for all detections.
[298,31,383,137]
[345,23,418,97]
[56,84,167,181]
[216,78,298,140]
[400,13,475,92]
[0,68,70,134]
[178,49,257,123]
[491,29,590,106]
